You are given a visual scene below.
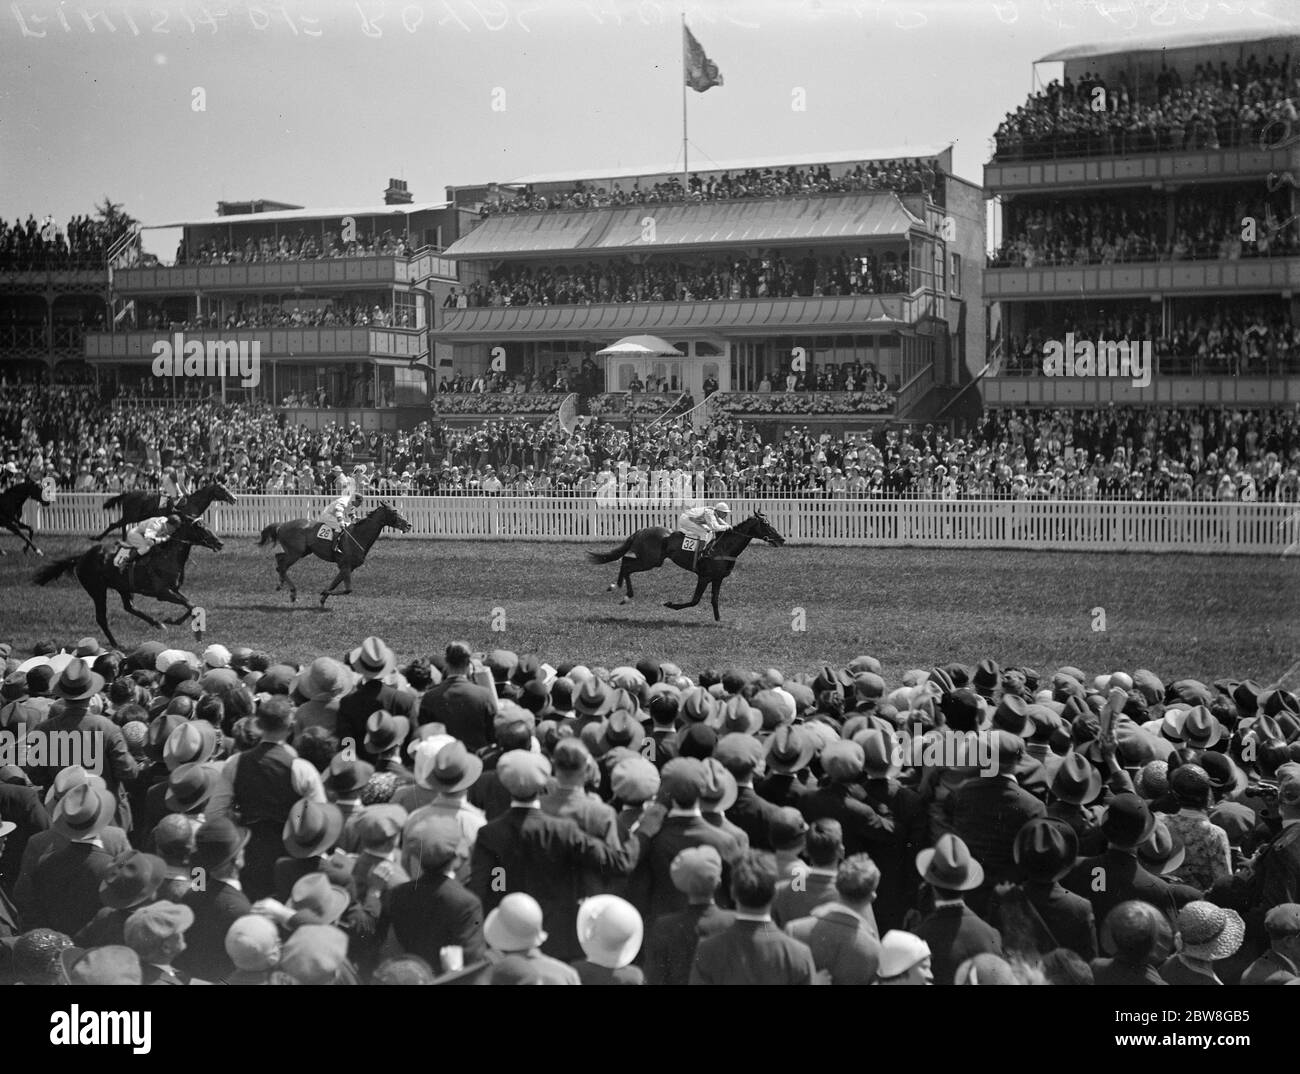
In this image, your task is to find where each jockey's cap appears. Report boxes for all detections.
[715,502,730,517]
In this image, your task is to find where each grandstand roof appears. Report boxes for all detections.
[444,192,922,259]
[142,202,451,230]
[481,147,954,188]
[1037,26,1300,64]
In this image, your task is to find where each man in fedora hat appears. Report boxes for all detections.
[689,852,816,986]
[340,637,418,763]
[25,783,118,935]
[771,818,839,927]
[471,750,664,962]
[274,799,345,900]
[1046,751,1107,857]
[1260,765,1300,913]
[382,815,484,973]
[785,854,883,985]
[291,657,352,740]
[1091,899,1173,986]
[714,732,784,852]
[207,696,325,899]
[1,669,43,732]
[74,850,167,948]
[993,818,1097,960]
[756,724,816,809]
[855,727,927,933]
[418,642,497,752]
[24,658,137,826]
[1064,793,1200,924]
[801,741,896,857]
[402,740,486,886]
[175,816,252,982]
[909,833,1003,986]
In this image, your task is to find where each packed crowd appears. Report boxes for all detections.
[1,387,1297,502]
[0,214,133,271]
[989,188,1298,268]
[1,633,1298,987]
[132,302,412,332]
[479,158,944,217]
[999,301,1300,376]
[175,229,417,265]
[457,250,912,308]
[991,51,1298,161]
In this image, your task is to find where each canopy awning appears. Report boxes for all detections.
[595,335,685,358]
[443,192,921,259]
[1037,27,1298,64]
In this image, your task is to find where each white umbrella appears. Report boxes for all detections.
[594,335,685,359]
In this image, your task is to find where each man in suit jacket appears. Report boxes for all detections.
[175,817,252,982]
[628,758,743,924]
[1063,794,1200,924]
[993,818,1097,961]
[715,733,785,851]
[470,751,660,962]
[1260,767,1300,911]
[1239,903,1300,985]
[338,638,419,764]
[26,783,118,936]
[785,854,883,984]
[382,815,485,973]
[0,771,49,895]
[689,852,817,985]
[854,728,928,933]
[910,834,1004,986]
[418,642,496,751]
[799,742,896,856]
[124,900,195,985]
[951,730,1046,897]
[643,846,735,986]
[0,815,21,938]
[771,819,843,927]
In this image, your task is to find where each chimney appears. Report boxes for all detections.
[384,178,413,205]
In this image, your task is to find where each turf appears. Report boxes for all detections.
[3,536,1298,688]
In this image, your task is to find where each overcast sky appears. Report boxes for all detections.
[2,0,1297,235]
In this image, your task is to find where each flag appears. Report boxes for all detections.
[684,25,723,93]
[557,392,578,436]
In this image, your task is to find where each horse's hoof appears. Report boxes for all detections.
[34,549,43,557]
[619,596,629,605]
[663,602,675,609]
[607,583,617,591]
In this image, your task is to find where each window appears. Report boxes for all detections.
[951,254,962,297]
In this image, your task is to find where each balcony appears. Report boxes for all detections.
[983,256,1300,300]
[985,128,1299,194]
[109,248,457,295]
[435,292,916,342]
[981,372,1300,408]
[83,326,425,363]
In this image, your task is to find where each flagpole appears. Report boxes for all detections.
[681,8,688,191]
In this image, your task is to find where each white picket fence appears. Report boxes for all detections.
[21,494,1300,555]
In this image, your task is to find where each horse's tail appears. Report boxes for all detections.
[587,534,634,564]
[35,555,79,586]
[102,493,125,512]
[257,523,280,548]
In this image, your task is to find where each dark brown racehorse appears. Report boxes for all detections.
[587,510,785,621]
[0,478,54,556]
[258,502,412,605]
[34,515,224,649]
[92,480,237,541]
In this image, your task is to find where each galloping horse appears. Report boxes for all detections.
[92,480,238,541]
[35,515,224,650]
[0,478,54,556]
[257,502,412,605]
[587,510,786,621]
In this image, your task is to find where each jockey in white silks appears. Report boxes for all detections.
[676,502,732,562]
[115,513,179,569]
[160,466,190,512]
[318,464,367,557]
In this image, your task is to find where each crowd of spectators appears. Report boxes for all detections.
[989,189,1298,268]
[1,386,1297,503]
[176,229,416,266]
[998,301,1300,376]
[1,633,1298,987]
[0,213,133,271]
[132,301,411,333]
[458,250,911,308]
[992,51,1298,161]
[478,158,944,216]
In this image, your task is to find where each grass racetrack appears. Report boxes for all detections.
[3,534,1298,686]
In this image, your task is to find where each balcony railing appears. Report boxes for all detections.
[83,326,425,362]
[989,122,1290,164]
[983,256,1300,299]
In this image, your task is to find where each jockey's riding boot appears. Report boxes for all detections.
[332,531,344,559]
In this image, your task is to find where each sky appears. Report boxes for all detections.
[2,0,1298,245]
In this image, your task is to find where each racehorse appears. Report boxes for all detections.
[587,510,786,621]
[257,502,412,606]
[0,478,54,556]
[34,515,224,650]
[92,480,238,541]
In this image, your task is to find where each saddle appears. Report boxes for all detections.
[678,532,712,569]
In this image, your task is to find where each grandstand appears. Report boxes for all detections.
[437,148,985,433]
[981,28,1300,412]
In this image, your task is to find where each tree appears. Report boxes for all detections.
[93,196,138,236]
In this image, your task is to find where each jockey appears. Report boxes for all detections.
[318,465,364,558]
[116,513,180,569]
[160,465,190,512]
[677,501,732,562]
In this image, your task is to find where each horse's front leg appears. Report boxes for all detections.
[320,565,351,605]
[14,519,42,555]
[665,574,708,611]
[152,587,196,624]
[710,577,722,621]
[119,591,163,629]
